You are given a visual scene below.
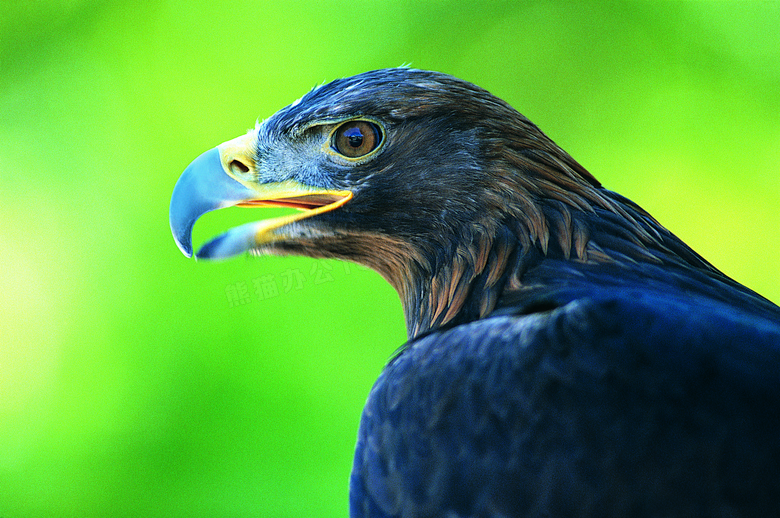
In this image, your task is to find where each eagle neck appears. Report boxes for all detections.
[401,226,519,339]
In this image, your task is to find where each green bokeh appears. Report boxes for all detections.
[1,1,778,516]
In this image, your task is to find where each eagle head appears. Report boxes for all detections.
[169,68,699,337]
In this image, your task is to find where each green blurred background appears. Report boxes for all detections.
[2,1,779,516]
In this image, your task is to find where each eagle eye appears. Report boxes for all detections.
[332,120,381,159]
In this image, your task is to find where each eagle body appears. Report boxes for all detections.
[352,287,780,517]
[169,68,780,517]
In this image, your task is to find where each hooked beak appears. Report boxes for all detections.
[169,133,352,259]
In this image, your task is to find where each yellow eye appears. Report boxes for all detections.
[332,120,381,158]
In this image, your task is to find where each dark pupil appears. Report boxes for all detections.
[344,126,364,148]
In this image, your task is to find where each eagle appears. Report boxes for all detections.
[169,68,780,517]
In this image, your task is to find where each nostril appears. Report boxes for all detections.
[230,159,250,174]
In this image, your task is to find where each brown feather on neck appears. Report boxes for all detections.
[387,136,723,338]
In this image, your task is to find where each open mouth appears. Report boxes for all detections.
[194,190,353,260]
[169,143,353,261]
